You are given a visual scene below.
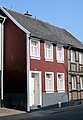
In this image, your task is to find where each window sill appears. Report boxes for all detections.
[30,56,40,60]
[45,90,54,93]
[45,58,53,62]
[79,63,83,65]
[70,61,76,64]
[57,90,65,93]
[57,60,64,63]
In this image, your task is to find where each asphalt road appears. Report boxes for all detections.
[0,105,83,120]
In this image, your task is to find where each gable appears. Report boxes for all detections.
[0,6,30,35]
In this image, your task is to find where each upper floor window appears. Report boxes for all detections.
[71,76,77,90]
[56,46,64,63]
[45,72,54,93]
[71,50,75,63]
[57,73,65,92]
[30,39,40,59]
[80,77,83,89]
[79,52,83,64]
[45,42,53,61]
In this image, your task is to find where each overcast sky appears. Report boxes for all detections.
[0,0,83,42]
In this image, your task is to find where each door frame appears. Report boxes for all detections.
[29,71,42,107]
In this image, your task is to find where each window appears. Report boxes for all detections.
[79,52,83,64]
[45,42,53,61]
[57,73,65,92]
[45,72,54,92]
[56,46,64,63]
[71,76,77,90]
[30,39,40,59]
[80,77,83,89]
[71,50,75,62]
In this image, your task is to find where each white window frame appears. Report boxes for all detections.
[30,39,40,60]
[45,72,54,93]
[79,52,83,64]
[71,76,77,90]
[44,42,53,61]
[57,73,65,92]
[56,45,64,63]
[71,50,75,63]
[80,77,83,89]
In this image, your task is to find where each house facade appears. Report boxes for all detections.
[0,6,83,111]
[30,37,68,108]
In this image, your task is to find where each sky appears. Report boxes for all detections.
[0,0,83,42]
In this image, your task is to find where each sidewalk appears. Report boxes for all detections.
[0,108,26,117]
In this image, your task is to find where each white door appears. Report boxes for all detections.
[31,78,35,105]
[30,72,42,106]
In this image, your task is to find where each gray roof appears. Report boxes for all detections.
[3,7,83,49]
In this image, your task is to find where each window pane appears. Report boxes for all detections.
[81,53,83,63]
[34,47,38,56]
[58,52,62,60]
[48,50,52,58]
[31,41,37,46]
[57,74,64,90]
[81,78,83,88]
[45,43,53,60]
[46,43,51,49]
[46,73,54,91]
[71,50,75,62]
[80,77,83,89]
[57,46,64,61]
[31,46,34,56]
[59,80,63,89]
[31,40,39,57]
[72,76,76,89]
[57,47,62,51]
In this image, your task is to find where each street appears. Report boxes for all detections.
[0,105,83,120]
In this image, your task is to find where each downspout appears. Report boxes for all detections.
[1,18,6,107]
[26,33,30,112]
[67,46,71,106]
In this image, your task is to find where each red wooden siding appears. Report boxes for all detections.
[4,17,27,93]
[30,41,68,93]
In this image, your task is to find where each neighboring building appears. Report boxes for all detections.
[52,29,83,105]
[68,47,83,105]
[0,6,83,111]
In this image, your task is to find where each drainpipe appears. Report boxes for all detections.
[26,33,30,112]
[67,46,71,106]
[1,17,6,107]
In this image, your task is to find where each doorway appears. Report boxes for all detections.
[30,71,42,107]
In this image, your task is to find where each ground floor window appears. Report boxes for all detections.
[80,76,83,89]
[71,76,77,90]
[45,72,54,93]
[57,73,65,92]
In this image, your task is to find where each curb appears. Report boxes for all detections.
[30,104,83,115]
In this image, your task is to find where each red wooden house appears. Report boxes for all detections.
[0,6,78,111]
